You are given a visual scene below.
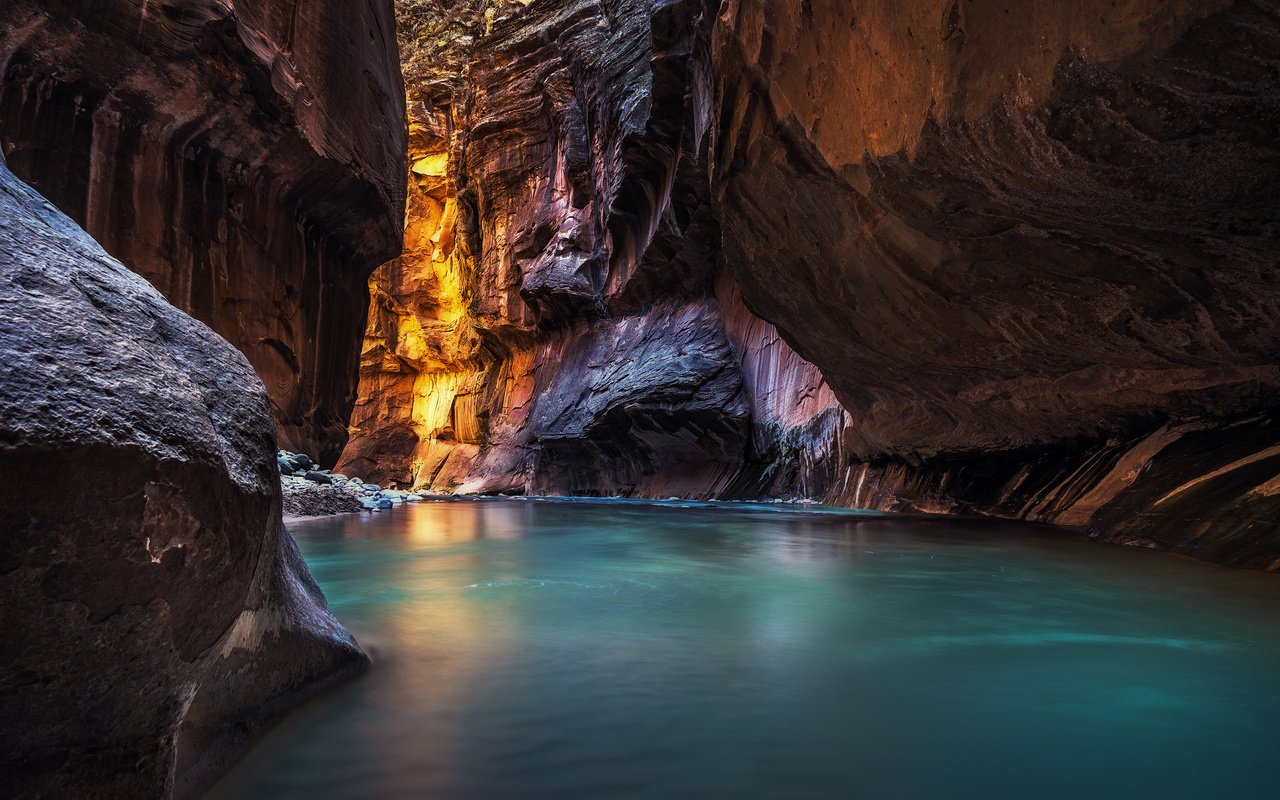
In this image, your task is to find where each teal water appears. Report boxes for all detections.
[209,499,1280,799]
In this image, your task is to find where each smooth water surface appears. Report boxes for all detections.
[210,499,1280,799]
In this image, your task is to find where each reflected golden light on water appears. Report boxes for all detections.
[355,502,538,796]
[403,500,480,544]
[398,501,528,545]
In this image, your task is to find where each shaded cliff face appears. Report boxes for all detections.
[0,0,406,464]
[341,0,844,497]
[0,160,366,798]
[713,0,1280,566]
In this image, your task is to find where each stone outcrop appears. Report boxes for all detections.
[343,0,1280,567]
[0,0,406,464]
[0,159,366,797]
[712,0,1280,567]
[340,0,845,498]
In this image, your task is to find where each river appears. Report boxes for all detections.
[209,498,1280,799]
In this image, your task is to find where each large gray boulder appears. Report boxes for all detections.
[0,159,366,797]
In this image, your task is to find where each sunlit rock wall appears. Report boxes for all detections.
[340,0,843,498]
[0,0,406,464]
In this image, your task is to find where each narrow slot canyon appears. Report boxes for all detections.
[2,1,1279,798]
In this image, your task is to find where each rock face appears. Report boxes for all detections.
[0,0,406,464]
[343,0,1280,567]
[712,0,1280,567]
[339,0,843,497]
[0,159,366,796]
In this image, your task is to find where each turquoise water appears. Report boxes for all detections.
[210,499,1280,799]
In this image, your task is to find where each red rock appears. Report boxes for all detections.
[340,0,842,500]
[344,0,1280,566]
[712,0,1280,565]
[0,0,407,464]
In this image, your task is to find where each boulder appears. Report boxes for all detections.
[0,160,366,797]
[0,0,407,463]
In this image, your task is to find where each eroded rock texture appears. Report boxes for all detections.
[714,0,1280,567]
[340,0,844,497]
[0,0,406,463]
[0,160,366,797]
[346,0,1280,567]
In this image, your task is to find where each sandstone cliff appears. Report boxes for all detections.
[340,0,844,498]
[345,0,1280,568]
[0,158,366,797]
[714,0,1280,567]
[0,0,407,463]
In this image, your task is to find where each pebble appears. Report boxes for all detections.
[279,450,429,514]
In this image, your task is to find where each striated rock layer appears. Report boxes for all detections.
[713,0,1280,567]
[0,159,366,798]
[0,0,406,463]
[340,0,844,498]
[346,0,1280,568]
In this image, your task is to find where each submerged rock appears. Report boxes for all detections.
[0,160,367,797]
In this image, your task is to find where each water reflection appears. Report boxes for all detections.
[210,499,1280,800]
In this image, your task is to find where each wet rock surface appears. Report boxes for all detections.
[0,160,366,797]
[0,0,407,463]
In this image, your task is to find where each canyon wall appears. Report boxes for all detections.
[0,157,366,797]
[713,0,1280,567]
[0,0,406,463]
[346,0,1280,568]
[340,0,845,498]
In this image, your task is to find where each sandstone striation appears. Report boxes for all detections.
[0,159,366,797]
[342,0,1280,567]
[340,0,844,498]
[0,0,407,463]
[712,0,1280,566]
[337,0,829,496]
